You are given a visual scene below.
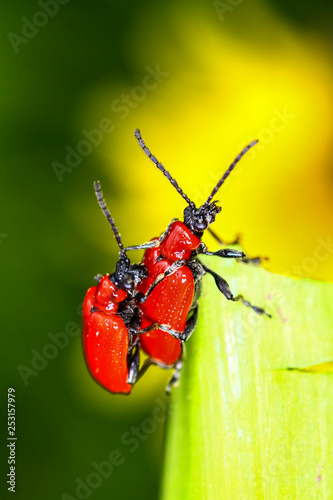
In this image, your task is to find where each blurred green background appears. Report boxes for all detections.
[1,1,332,499]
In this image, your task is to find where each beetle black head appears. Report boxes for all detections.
[183,201,221,236]
[111,252,148,295]
[94,181,148,295]
[135,129,258,237]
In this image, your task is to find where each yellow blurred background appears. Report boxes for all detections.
[1,1,332,499]
[74,3,333,282]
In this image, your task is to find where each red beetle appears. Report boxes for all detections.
[126,130,271,390]
[83,275,132,394]
[83,182,154,394]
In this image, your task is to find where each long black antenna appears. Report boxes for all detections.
[94,181,124,252]
[134,129,193,206]
[205,139,258,205]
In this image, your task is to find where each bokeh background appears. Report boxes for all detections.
[1,0,332,499]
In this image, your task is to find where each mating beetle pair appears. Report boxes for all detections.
[82,130,270,394]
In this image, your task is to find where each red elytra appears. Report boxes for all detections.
[83,275,132,394]
[138,221,200,365]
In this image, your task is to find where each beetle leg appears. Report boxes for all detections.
[202,264,271,318]
[134,357,157,383]
[233,294,271,317]
[124,240,160,252]
[165,358,183,394]
[202,246,246,259]
[135,322,161,334]
[207,246,269,265]
[137,259,187,303]
[127,342,141,385]
[135,356,183,394]
[155,324,185,341]
[238,256,269,266]
[158,218,179,243]
[201,264,233,299]
[203,231,267,265]
[207,227,241,245]
[180,304,198,342]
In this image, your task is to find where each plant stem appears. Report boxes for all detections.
[160,257,333,500]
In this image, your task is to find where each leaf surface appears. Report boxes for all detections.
[161,257,333,500]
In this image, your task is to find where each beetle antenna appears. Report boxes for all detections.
[134,129,193,206]
[205,140,258,205]
[94,181,124,253]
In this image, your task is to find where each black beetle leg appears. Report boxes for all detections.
[202,264,271,318]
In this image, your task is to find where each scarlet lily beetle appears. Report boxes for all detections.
[83,275,134,394]
[82,182,162,394]
[125,129,271,389]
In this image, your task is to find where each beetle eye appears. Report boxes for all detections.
[119,273,133,291]
[194,218,207,231]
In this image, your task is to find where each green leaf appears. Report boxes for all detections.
[161,256,333,499]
